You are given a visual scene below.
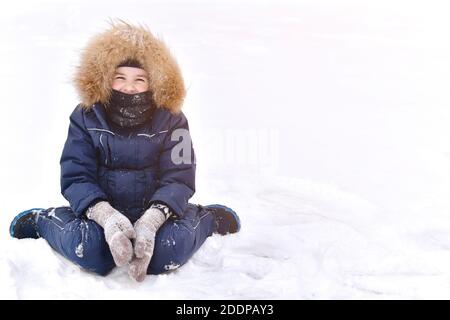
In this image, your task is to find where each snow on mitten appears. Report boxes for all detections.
[86,201,136,267]
[129,203,171,282]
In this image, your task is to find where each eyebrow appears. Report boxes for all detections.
[114,72,148,78]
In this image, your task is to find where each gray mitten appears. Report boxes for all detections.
[128,203,171,282]
[86,201,136,267]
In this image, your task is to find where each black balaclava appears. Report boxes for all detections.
[106,59,156,128]
[106,89,156,128]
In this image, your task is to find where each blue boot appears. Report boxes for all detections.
[201,204,241,235]
[10,208,45,239]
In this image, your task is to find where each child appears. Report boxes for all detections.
[9,21,241,282]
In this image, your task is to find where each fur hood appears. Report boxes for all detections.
[73,20,186,114]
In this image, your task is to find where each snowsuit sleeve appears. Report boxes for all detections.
[60,105,108,217]
[149,112,196,218]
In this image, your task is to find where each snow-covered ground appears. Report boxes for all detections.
[2,0,450,299]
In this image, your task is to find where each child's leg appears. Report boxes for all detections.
[36,206,115,276]
[147,203,215,274]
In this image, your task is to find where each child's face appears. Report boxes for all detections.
[112,67,149,94]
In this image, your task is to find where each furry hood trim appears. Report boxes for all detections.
[73,20,186,114]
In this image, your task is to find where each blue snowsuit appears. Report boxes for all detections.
[36,104,216,275]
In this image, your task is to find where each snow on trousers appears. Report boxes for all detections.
[36,203,215,276]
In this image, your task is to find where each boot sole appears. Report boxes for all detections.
[10,208,45,238]
[204,204,241,234]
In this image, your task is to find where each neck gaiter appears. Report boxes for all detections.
[106,89,156,128]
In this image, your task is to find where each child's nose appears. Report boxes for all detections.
[121,84,137,94]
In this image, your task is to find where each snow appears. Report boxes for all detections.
[2,0,450,299]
